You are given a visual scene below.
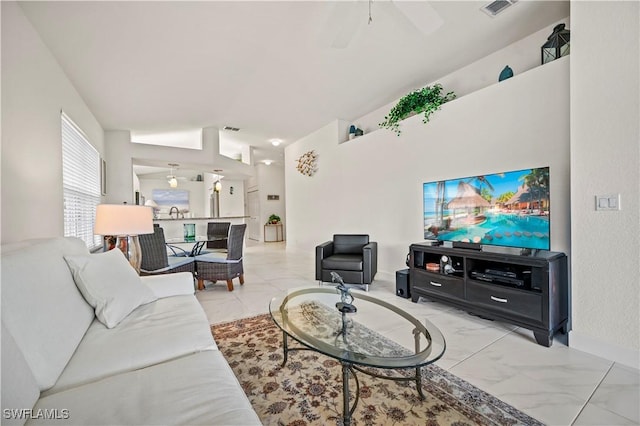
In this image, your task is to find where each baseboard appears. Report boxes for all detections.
[569,330,640,370]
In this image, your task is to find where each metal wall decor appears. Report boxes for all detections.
[296,150,317,176]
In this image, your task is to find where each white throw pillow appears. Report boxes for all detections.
[64,249,157,328]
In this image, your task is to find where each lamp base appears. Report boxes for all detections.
[116,235,142,274]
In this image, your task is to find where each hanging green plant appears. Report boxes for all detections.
[379,84,456,136]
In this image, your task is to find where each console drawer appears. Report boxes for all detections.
[413,270,464,299]
[467,282,542,322]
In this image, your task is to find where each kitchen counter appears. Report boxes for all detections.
[153,217,249,240]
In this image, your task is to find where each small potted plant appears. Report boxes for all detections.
[267,214,281,224]
[379,83,456,136]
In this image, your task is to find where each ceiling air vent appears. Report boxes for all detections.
[481,0,518,17]
[223,126,240,132]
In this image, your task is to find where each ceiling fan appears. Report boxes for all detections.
[321,0,444,49]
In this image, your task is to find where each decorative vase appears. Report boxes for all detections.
[348,124,357,140]
[499,65,514,82]
[183,223,196,242]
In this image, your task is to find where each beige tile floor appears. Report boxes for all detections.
[196,241,640,426]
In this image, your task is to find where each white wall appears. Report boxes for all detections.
[569,1,639,367]
[286,57,570,279]
[218,178,246,218]
[105,126,254,205]
[104,130,133,204]
[354,19,570,135]
[1,2,104,244]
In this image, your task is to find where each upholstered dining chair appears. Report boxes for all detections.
[139,225,195,276]
[206,222,230,250]
[316,234,378,291]
[195,224,247,291]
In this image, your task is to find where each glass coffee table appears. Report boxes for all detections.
[165,236,216,257]
[269,287,446,426]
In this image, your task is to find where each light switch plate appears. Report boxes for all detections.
[595,194,621,211]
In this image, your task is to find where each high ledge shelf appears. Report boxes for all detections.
[337,57,570,145]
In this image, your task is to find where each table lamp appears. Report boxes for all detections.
[94,204,154,273]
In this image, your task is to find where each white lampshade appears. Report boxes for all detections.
[168,177,178,188]
[94,204,154,236]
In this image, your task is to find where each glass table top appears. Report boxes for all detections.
[269,287,446,369]
[165,236,213,243]
[165,236,225,256]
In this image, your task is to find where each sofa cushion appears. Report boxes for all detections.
[30,351,261,425]
[141,272,195,298]
[64,249,157,328]
[1,237,95,391]
[333,234,369,254]
[45,295,216,394]
[322,254,364,271]
[1,323,40,426]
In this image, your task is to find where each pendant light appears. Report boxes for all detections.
[213,169,223,193]
[167,163,179,188]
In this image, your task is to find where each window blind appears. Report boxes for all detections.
[61,112,102,250]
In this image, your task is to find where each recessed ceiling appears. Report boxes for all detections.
[18,1,569,164]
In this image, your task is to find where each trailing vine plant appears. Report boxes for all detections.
[379,84,456,136]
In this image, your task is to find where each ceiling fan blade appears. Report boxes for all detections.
[319,1,365,49]
[318,1,442,48]
[390,0,443,38]
[332,2,365,48]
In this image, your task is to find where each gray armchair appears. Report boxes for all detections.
[315,234,377,291]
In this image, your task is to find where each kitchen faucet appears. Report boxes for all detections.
[169,206,180,219]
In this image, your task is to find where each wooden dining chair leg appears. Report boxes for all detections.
[239,274,245,285]
[226,279,234,291]
[197,279,205,291]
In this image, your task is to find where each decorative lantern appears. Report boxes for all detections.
[541,23,570,65]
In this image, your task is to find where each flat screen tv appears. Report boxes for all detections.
[423,167,550,251]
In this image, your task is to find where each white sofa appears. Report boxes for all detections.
[1,237,261,425]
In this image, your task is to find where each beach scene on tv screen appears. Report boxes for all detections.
[424,167,550,250]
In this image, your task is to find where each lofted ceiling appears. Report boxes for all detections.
[18,0,569,171]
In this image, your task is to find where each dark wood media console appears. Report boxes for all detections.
[409,243,569,347]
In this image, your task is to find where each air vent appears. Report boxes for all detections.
[223,126,240,132]
[481,0,518,17]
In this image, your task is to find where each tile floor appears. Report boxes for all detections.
[196,241,640,426]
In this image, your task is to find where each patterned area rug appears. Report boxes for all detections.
[212,313,543,426]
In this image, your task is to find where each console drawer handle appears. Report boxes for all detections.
[429,281,443,287]
[490,296,508,303]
